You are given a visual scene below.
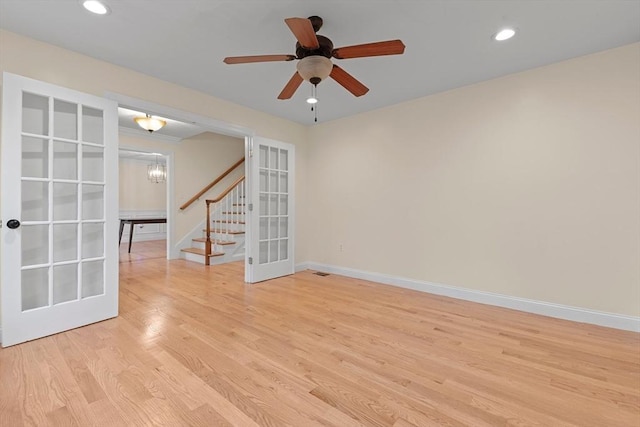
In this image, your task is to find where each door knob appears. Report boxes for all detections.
[6,219,20,229]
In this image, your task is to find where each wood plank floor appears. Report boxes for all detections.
[1,251,639,426]
[119,239,167,263]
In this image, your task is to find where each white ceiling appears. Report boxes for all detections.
[1,1,638,125]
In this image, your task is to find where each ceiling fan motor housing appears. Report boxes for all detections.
[296,35,334,59]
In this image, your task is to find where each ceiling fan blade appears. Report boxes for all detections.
[332,39,406,59]
[223,54,296,64]
[285,17,320,49]
[330,65,369,97]
[278,72,304,100]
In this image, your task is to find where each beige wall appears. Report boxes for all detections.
[173,132,244,239]
[0,30,309,261]
[119,158,167,211]
[306,43,640,317]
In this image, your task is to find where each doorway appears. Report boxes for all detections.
[108,93,252,263]
[118,148,169,262]
[106,92,296,283]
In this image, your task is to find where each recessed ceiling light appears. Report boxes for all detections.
[306,97,318,104]
[82,0,110,15]
[493,28,516,41]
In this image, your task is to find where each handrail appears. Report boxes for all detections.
[206,175,245,205]
[180,157,245,210]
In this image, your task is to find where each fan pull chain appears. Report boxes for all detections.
[313,84,318,122]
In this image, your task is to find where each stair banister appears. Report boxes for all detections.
[204,175,245,266]
[205,175,245,204]
[180,157,245,210]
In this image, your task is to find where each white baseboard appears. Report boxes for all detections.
[295,263,309,273]
[296,262,640,333]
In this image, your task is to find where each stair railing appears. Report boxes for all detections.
[204,176,245,265]
[180,157,245,211]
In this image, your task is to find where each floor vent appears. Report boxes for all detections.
[314,272,330,277]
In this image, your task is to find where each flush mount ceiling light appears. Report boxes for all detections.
[134,114,167,133]
[81,0,110,15]
[493,28,516,41]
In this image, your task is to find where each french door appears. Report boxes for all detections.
[245,137,295,283]
[1,73,119,347]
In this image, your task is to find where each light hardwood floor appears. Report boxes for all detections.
[1,244,638,426]
[119,239,167,263]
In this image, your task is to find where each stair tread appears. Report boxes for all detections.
[213,220,245,224]
[203,229,245,235]
[222,212,244,214]
[192,238,236,245]
[181,248,224,257]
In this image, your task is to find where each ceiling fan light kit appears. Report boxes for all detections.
[223,15,405,121]
[296,56,333,83]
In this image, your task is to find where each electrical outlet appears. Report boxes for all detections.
[339,243,343,252]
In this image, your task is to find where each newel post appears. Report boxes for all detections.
[205,201,211,266]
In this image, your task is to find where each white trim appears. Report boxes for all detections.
[119,145,175,259]
[105,93,254,263]
[297,262,640,332]
[295,263,310,273]
[104,92,255,138]
[118,126,183,144]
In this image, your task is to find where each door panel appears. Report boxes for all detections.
[246,137,294,283]
[1,72,119,347]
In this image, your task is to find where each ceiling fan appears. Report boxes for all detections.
[223,16,405,100]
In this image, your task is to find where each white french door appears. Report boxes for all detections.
[1,73,119,347]
[245,137,295,283]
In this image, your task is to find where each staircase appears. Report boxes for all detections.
[180,175,246,265]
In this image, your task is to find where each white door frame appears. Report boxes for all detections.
[103,92,255,260]
[118,146,174,255]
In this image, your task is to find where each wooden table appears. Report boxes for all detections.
[119,218,167,253]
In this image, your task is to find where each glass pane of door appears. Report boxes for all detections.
[257,143,290,265]
[17,92,107,312]
[22,136,48,178]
